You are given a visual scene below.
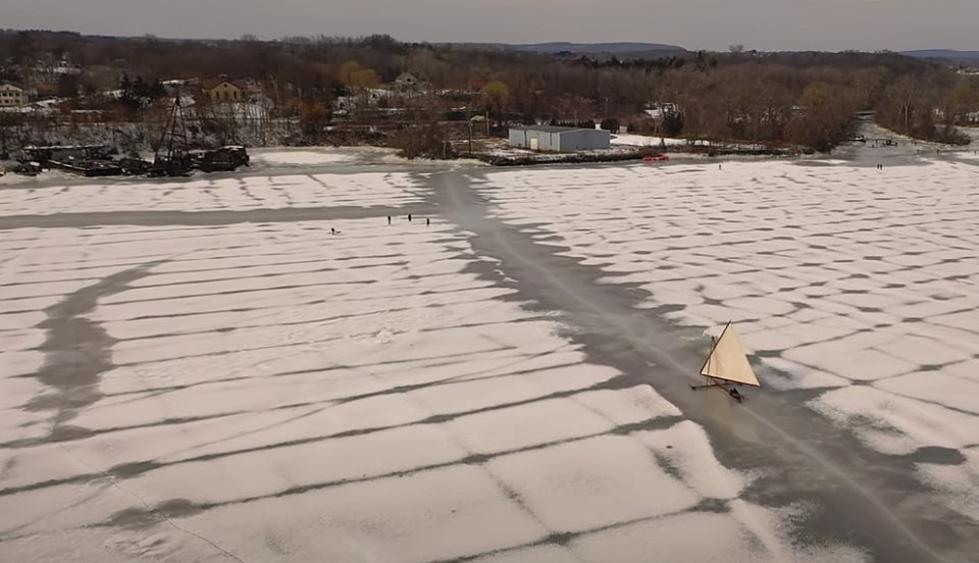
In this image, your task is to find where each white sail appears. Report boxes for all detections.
[700,322,760,387]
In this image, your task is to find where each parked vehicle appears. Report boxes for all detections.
[195,146,250,172]
[148,153,194,177]
[13,161,42,176]
[119,158,152,176]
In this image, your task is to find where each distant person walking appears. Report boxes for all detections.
[426,218,430,226]
[387,216,391,224]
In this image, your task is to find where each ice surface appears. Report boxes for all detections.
[916,446,979,522]
[176,464,550,562]
[809,386,979,455]
[0,191,815,562]
[252,150,354,165]
[9,156,970,559]
[637,420,748,500]
[0,172,423,215]
[472,544,575,563]
[481,158,979,535]
[572,511,759,563]
[485,435,700,533]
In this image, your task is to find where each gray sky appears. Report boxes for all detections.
[3,0,976,51]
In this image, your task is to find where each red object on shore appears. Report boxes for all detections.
[642,154,670,162]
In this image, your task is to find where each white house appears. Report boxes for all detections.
[0,83,27,107]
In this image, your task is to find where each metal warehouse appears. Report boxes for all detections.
[508,126,611,152]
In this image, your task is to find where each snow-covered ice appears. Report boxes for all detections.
[251,149,355,166]
[480,158,979,526]
[0,171,424,215]
[0,165,864,561]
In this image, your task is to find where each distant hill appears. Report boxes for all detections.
[506,42,687,54]
[902,50,979,63]
[459,41,688,59]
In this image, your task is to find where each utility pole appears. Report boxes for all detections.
[468,89,475,154]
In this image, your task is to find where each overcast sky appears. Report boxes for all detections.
[3,0,976,51]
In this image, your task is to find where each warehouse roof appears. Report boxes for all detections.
[510,125,599,133]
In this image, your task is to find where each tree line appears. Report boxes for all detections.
[0,30,976,153]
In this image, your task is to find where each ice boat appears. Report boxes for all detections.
[691,321,760,402]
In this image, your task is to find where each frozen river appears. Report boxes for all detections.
[1,148,978,562]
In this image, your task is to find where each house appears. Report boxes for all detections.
[161,78,200,96]
[644,102,679,120]
[332,88,394,115]
[0,82,27,107]
[51,60,82,76]
[204,77,245,103]
[509,126,610,152]
[30,56,82,85]
[395,72,420,90]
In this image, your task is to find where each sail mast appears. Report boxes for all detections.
[698,324,725,379]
